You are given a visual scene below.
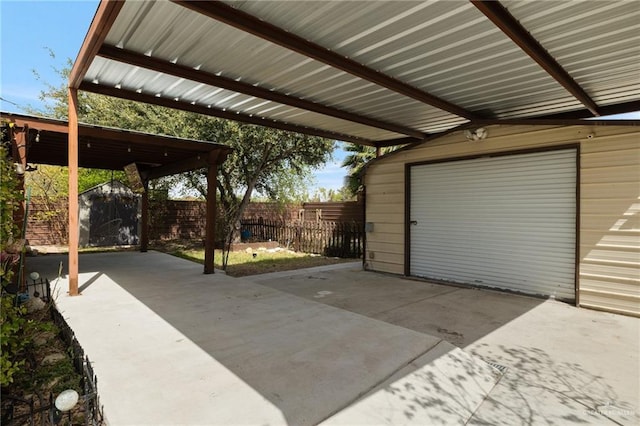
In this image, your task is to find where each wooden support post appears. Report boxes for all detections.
[11,126,28,290]
[68,88,79,296]
[140,181,149,252]
[204,152,219,274]
[11,126,27,229]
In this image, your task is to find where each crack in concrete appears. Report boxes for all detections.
[371,288,462,317]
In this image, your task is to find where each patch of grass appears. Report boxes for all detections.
[170,248,354,277]
[78,246,138,253]
[22,357,81,395]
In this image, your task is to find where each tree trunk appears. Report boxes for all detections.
[229,178,257,243]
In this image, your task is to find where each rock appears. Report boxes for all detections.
[245,247,253,254]
[46,377,61,390]
[26,246,39,256]
[34,331,56,347]
[25,296,46,313]
[42,353,67,365]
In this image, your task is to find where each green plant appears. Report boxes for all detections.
[0,130,30,386]
[168,247,351,277]
[0,136,22,244]
[1,296,28,385]
[1,296,61,388]
[0,140,24,284]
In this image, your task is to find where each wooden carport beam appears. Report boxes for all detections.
[10,125,28,290]
[69,0,124,89]
[171,0,476,120]
[79,81,377,146]
[98,46,426,141]
[68,88,80,296]
[7,119,66,134]
[145,152,231,180]
[471,0,601,117]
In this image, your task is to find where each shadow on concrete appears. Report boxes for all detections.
[322,340,503,425]
[78,272,103,293]
[467,343,636,425]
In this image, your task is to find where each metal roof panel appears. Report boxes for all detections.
[85,58,405,140]
[79,0,640,143]
[225,0,581,117]
[505,0,640,112]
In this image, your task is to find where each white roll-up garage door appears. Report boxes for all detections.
[409,148,576,301]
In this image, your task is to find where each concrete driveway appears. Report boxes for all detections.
[29,252,638,425]
[250,264,640,425]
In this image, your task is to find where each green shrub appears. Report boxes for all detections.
[0,138,23,255]
[0,131,28,386]
[1,295,28,385]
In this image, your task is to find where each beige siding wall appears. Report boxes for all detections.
[364,125,640,316]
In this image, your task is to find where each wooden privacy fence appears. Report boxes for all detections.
[241,220,364,258]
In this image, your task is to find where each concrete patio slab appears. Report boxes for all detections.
[251,267,640,425]
[29,252,501,425]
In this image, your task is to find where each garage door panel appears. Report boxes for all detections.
[412,248,577,273]
[415,219,575,228]
[412,245,576,263]
[418,172,571,190]
[419,263,575,288]
[410,149,577,301]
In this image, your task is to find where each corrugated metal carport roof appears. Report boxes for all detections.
[70,0,640,147]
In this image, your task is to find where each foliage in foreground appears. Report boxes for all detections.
[1,297,28,386]
[0,140,27,386]
[0,143,23,257]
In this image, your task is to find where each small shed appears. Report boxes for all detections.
[79,181,140,247]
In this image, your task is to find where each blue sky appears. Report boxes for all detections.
[1,1,637,193]
[0,1,99,112]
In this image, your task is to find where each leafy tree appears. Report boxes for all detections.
[341,144,399,196]
[24,165,67,199]
[341,144,377,196]
[310,187,353,202]
[26,165,126,197]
